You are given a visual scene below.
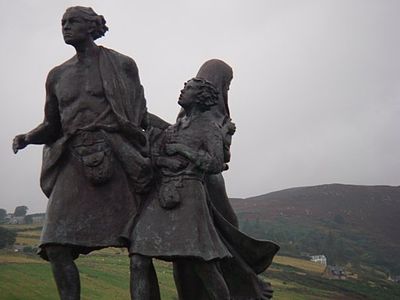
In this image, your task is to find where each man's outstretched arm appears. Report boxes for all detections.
[13,70,61,153]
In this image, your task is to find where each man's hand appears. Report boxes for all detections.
[12,134,28,154]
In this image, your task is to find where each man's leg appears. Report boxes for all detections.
[130,254,160,300]
[45,245,80,300]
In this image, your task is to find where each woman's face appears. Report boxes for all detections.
[178,81,198,108]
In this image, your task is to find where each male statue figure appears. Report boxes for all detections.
[12,6,159,299]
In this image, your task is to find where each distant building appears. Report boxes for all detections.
[5,213,13,223]
[8,216,25,225]
[29,213,46,225]
[324,265,347,280]
[310,255,327,266]
[388,275,400,284]
[4,212,45,225]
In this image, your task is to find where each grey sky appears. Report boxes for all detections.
[1,0,399,213]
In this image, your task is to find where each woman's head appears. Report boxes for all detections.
[178,78,219,111]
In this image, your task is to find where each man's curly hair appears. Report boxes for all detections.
[65,6,109,40]
[185,78,219,111]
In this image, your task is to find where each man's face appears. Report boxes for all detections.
[61,10,92,45]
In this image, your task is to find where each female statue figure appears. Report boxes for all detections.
[173,60,279,299]
[126,61,279,299]
[129,78,232,300]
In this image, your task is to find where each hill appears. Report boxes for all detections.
[230,184,400,274]
[2,213,400,299]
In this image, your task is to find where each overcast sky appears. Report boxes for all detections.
[1,0,399,214]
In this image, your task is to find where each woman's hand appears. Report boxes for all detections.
[165,143,184,155]
[156,157,188,171]
[223,120,236,136]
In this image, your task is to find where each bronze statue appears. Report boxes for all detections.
[178,59,238,225]
[172,60,279,299]
[126,74,279,300]
[128,78,231,299]
[13,5,279,298]
[12,6,159,300]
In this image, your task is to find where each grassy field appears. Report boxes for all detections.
[1,225,400,299]
[0,250,177,300]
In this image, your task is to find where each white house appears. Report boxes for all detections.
[310,255,327,266]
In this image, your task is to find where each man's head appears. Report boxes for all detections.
[178,78,219,111]
[62,6,108,45]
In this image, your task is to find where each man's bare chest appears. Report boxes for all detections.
[55,64,104,105]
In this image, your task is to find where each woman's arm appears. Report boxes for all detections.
[165,125,225,174]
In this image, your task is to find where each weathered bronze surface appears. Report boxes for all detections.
[173,60,280,300]
[13,6,279,300]
[13,6,158,300]
[126,62,279,299]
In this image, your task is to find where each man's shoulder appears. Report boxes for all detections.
[46,57,75,84]
[99,46,137,67]
[99,46,140,79]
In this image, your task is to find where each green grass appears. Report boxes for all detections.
[273,256,325,274]
[0,263,58,300]
[2,250,400,300]
[0,250,177,300]
[17,231,41,238]
[15,236,39,246]
[1,224,400,299]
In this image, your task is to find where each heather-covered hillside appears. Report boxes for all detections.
[231,184,400,274]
